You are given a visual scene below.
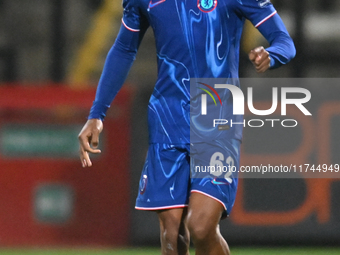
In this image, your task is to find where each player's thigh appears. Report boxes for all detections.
[136,143,191,210]
[186,192,224,233]
[190,139,241,217]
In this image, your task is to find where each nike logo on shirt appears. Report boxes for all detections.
[148,0,166,9]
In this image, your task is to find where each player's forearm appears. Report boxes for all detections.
[266,31,296,69]
[259,14,296,69]
[88,26,140,120]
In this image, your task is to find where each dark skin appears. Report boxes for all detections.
[156,193,227,255]
[78,47,271,254]
[248,46,271,73]
[78,118,103,167]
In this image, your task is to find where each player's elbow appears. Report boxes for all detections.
[111,40,137,61]
[278,34,296,64]
[286,37,296,62]
[268,34,296,68]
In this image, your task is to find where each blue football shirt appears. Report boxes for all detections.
[89,0,295,144]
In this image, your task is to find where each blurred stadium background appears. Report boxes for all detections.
[0,0,340,254]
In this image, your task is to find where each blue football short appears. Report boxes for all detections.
[135,139,240,216]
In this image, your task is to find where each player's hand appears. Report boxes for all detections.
[78,119,103,168]
[249,46,271,73]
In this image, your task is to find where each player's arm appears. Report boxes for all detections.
[78,1,149,167]
[232,0,296,73]
[249,13,296,73]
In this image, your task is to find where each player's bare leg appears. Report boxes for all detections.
[158,208,190,255]
[186,192,230,255]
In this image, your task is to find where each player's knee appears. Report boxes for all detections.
[186,217,215,243]
[159,216,182,244]
[161,227,179,245]
[189,225,210,244]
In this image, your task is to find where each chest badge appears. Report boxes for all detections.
[198,0,218,13]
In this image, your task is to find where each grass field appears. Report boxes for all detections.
[0,247,339,255]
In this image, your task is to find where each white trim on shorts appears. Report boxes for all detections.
[135,204,188,210]
[191,190,227,211]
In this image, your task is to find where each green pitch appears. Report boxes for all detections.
[0,247,339,255]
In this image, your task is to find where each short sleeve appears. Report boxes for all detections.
[233,0,277,28]
[122,0,142,32]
